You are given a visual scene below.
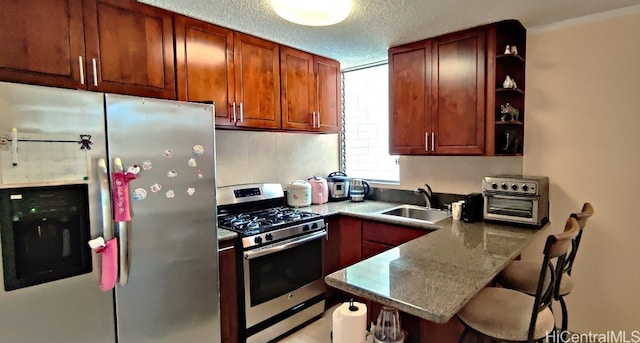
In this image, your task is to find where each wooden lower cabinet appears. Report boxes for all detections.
[361,220,429,259]
[323,216,362,303]
[323,216,461,341]
[218,240,239,343]
[323,216,362,275]
[362,299,464,343]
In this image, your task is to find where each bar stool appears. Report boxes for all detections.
[456,217,580,343]
[498,203,594,332]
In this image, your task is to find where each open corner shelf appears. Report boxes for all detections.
[496,54,525,62]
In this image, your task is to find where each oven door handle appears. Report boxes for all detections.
[244,230,326,260]
[484,193,539,200]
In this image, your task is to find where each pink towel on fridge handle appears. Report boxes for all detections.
[95,238,118,291]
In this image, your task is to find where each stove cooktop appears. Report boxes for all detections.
[217,206,321,236]
[216,183,326,249]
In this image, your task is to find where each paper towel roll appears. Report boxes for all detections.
[332,301,367,343]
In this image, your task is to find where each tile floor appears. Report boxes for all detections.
[275,304,339,343]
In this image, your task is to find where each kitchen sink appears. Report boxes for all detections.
[375,204,451,224]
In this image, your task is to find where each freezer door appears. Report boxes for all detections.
[0,82,115,342]
[105,94,220,343]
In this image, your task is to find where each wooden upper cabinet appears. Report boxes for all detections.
[174,15,235,126]
[432,29,486,155]
[233,32,281,129]
[280,47,316,130]
[0,0,86,89]
[389,41,432,154]
[389,26,487,155]
[280,47,341,132]
[82,0,176,99]
[314,56,341,132]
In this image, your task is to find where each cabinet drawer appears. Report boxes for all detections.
[361,220,428,246]
[362,240,393,260]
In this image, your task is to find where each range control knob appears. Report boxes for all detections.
[522,184,529,192]
[265,233,273,241]
[302,225,310,232]
[511,184,518,191]
[491,183,498,190]
[501,183,508,190]
[254,236,263,244]
[311,222,319,229]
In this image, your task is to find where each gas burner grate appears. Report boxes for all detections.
[218,206,318,234]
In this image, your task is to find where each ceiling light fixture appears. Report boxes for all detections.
[270,0,352,27]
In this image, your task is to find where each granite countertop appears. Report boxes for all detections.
[316,200,548,324]
[217,228,238,242]
[216,198,547,323]
[297,200,443,230]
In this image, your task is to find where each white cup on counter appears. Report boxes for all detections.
[452,201,463,220]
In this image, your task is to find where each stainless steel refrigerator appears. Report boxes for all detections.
[0,81,220,342]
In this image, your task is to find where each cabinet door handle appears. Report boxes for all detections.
[431,131,435,152]
[317,112,320,128]
[425,132,429,151]
[325,222,329,240]
[312,111,316,127]
[92,58,98,86]
[232,102,237,122]
[78,56,85,85]
[239,102,244,122]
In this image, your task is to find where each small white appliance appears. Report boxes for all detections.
[287,180,312,207]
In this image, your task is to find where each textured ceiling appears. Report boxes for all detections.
[139,0,640,69]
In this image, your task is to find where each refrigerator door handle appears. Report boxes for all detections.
[117,221,130,286]
[113,157,130,286]
[97,158,113,240]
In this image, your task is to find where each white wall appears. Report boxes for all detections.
[214,130,339,189]
[522,6,640,333]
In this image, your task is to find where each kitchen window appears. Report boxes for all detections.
[342,63,399,183]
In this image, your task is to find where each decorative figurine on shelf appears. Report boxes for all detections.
[510,45,518,55]
[502,75,517,89]
[504,45,511,54]
[500,103,520,122]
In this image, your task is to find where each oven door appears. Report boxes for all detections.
[484,194,540,225]
[243,230,326,329]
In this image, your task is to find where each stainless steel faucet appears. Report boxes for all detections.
[415,183,433,208]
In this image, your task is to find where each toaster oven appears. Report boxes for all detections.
[482,175,549,227]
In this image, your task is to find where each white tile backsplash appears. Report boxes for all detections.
[215,130,339,189]
[390,155,523,195]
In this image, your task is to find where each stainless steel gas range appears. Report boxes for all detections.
[217,183,326,343]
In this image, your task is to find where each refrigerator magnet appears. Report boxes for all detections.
[163,149,172,158]
[132,188,147,201]
[192,145,204,156]
[188,158,197,167]
[127,165,141,175]
[142,160,153,170]
[187,187,196,196]
[150,183,162,193]
[198,169,204,179]
[165,190,175,199]
[167,170,177,178]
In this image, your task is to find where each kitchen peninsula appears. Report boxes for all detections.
[317,203,547,342]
